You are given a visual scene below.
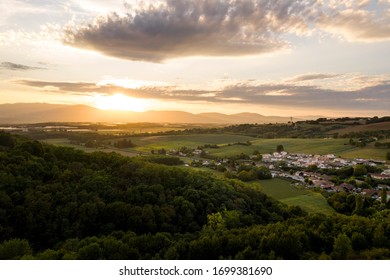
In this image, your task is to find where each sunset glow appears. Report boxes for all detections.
[0,0,389,117]
[93,94,149,112]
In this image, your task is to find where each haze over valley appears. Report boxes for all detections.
[0,103,301,124]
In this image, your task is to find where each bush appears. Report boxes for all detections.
[0,239,32,260]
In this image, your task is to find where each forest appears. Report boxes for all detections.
[1,132,390,260]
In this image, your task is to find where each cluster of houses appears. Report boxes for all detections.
[262,152,390,201]
[184,149,390,202]
[274,170,390,201]
[262,151,384,170]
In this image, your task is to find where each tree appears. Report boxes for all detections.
[0,239,32,260]
[206,212,225,230]
[237,170,256,182]
[276,144,284,153]
[0,132,15,148]
[307,164,318,172]
[114,139,135,148]
[381,188,387,205]
[256,166,272,180]
[353,164,367,177]
[78,243,103,260]
[353,194,364,215]
[332,233,353,259]
[373,224,387,248]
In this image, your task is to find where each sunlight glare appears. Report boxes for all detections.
[94,93,149,112]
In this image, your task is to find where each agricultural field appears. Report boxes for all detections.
[43,138,141,157]
[338,145,388,160]
[130,135,352,156]
[42,134,389,160]
[252,178,335,214]
[130,134,256,152]
[203,137,389,160]
[43,138,89,150]
[329,121,390,136]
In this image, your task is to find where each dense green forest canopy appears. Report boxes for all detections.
[1,132,390,260]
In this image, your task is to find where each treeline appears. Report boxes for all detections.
[224,165,272,182]
[2,212,390,260]
[176,117,390,139]
[1,132,390,259]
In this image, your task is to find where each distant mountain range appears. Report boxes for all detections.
[0,103,303,124]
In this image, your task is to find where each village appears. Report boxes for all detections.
[175,148,390,202]
[262,151,390,200]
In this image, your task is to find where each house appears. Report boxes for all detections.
[321,184,334,192]
[193,149,203,155]
[381,170,390,175]
[312,179,334,189]
[339,183,355,193]
[378,184,389,190]
[362,189,379,199]
[371,174,390,180]
[332,185,346,192]
[355,179,365,186]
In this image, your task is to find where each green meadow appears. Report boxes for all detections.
[130,135,388,160]
[252,178,335,214]
[131,134,255,152]
[43,138,141,157]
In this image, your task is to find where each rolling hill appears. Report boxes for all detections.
[0,103,294,124]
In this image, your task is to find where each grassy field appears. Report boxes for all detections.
[207,138,389,160]
[330,121,390,136]
[252,178,335,214]
[43,134,389,160]
[338,145,388,160]
[130,134,256,152]
[43,138,142,157]
[131,136,356,156]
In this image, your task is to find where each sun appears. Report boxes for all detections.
[94,93,149,112]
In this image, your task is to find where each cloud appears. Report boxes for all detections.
[16,73,390,112]
[63,0,315,62]
[0,61,46,71]
[317,2,390,42]
[286,73,340,83]
[216,81,390,111]
[62,0,390,62]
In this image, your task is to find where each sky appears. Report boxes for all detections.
[0,0,389,117]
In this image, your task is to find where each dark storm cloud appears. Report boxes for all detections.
[0,61,46,71]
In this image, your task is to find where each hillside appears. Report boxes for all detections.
[0,103,293,124]
[1,133,390,260]
[330,121,390,136]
